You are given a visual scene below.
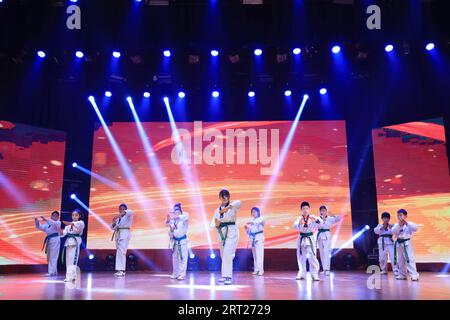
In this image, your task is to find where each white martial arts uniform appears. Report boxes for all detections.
[247,216,264,274]
[111,209,133,272]
[62,220,85,281]
[316,215,341,273]
[213,200,241,279]
[293,216,320,280]
[35,219,61,275]
[167,212,189,278]
[392,221,420,280]
[374,223,398,275]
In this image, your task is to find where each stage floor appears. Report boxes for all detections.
[0,271,449,300]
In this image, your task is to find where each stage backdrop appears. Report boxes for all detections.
[372,118,450,263]
[0,121,66,265]
[87,121,352,250]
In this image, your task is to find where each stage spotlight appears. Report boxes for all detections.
[425,43,435,51]
[207,252,220,271]
[365,225,370,230]
[284,90,292,97]
[127,254,138,271]
[212,91,220,98]
[70,194,76,200]
[385,44,394,52]
[254,49,262,56]
[293,48,301,55]
[331,45,341,54]
[304,94,309,100]
[72,162,78,168]
[70,0,79,3]
[163,50,171,57]
[342,253,356,270]
[88,95,95,103]
[37,51,46,58]
[126,96,133,103]
[163,96,169,104]
[143,92,150,98]
[178,91,186,98]
[105,91,112,97]
[211,50,219,57]
[319,88,327,95]
[84,254,98,272]
[248,91,255,97]
[112,51,121,58]
[188,254,200,271]
[104,254,115,271]
[75,51,84,58]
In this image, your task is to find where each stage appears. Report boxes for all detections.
[0,271,449,300]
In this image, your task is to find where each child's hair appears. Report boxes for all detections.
[72,208,83,220]
[397,209,407,216]
[173,203,182,213]
[381,212,390,219]
[251,207,261,218]
[119,203,128,210]
[51,211,60,217]
[300,201,310,209]
[319,205,327,211]
[219,189,230,199]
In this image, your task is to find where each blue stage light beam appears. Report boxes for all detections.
[127,97,173,206]
[332,225,370,257]
[71,194,115,232]
[88,96,151,213]
[37,51,46,58]
[163,97,214,253]
[260,95,309,209]
[73,163,127,192]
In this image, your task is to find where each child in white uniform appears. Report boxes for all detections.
[62,209,85,282]
[293,201,320,281]
[392,209,419,281]
[34,211,61,276]
[166,203,189,280]
[374,212,398,276]
[316,205,341,276]
[213,189,241,285]
[245,207,264,276]
[111,203,133,277]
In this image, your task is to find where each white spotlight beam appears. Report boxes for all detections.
[260,95,309,209]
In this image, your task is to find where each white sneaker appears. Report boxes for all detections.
[380,271,388,275]
[44,273,52,277]
[257,271,264,276]
[319,271,325,274]
[296,274,305,280]
[224,278,232,285]
[411,277,419,281]
[114,271,125,277]
[312,275,320,281]
[395,276,407,280]
[170,274,178,279]
[63,278,70,282]
[324,271,330,276]
[177,276,185,281]
[218,277,226,282]
[252,271,258,275]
